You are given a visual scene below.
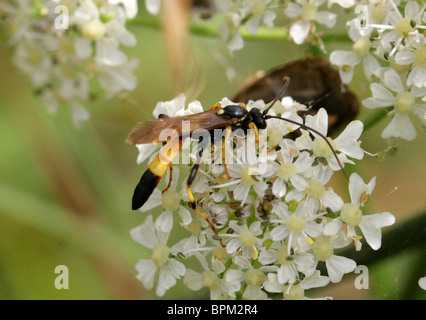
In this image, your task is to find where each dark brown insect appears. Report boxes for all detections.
[233,56,360,136]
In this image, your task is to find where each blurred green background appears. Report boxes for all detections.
[0,8,425,300]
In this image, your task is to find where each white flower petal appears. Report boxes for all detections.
[272,178,287,198]
[130,215,158,249]
[178,206,192,226]
[135,259,157,290]
[156,266,177,297]
[184,269,203,291]
[145,0,161,15]
[383,69,404,93]
[285,2,302,18]
[335,120,364,159]
[155,210,174,233]
[278,265,298,284]
[168,258,186,278]
[370,82,395,102]
[395,50,414,65]
[300,270,330,289]
[289,20,311,45]
[323,218,343,236]
[270,225,289,242]
[362,212,395,228]
[139,188,162,212]
[316,11,337,28]
[226,238,242,254]
[321,189,344,211]
[358,222,382,250]
[381,113,417,141]
[326,255,356,283]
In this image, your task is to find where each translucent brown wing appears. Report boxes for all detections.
[125,108,236,144]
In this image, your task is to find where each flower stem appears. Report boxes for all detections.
[128,16,350,43]
[361,107,393,133]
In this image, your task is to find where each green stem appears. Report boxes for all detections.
[361,107,392,133]
[128,16,350,43]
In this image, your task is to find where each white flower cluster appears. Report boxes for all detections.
[144,0,277,51]
[330,0,426,141]
[144,0,426,142]
[130,94,395,299]
[0,0,138,127]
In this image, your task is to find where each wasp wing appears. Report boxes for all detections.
[125,108,236,144]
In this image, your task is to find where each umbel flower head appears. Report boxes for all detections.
[129,94,395,299]
[0,0,139,127]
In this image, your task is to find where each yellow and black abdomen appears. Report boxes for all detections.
[132,139,182,210]
[132,167,162,210]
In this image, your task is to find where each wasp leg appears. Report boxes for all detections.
[248,122,260,151]
[187,138,225,247]
[162,164,173,194]
[209,103,222,110]
[132,139,182,210]
[222,126,232,179]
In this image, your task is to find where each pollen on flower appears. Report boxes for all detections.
[312,236,333,261]
[301,3,317,21]
[239,230,257,248]
[286,214,306,233]
[353,36,371,58]
[284,284,305,300]
[395,17,414,38]
[212,246,229,261]
[161,189,181,211]
[312,137,336,158]
[340,203,363,226]
[372,4,386,21]
[188,217,201,237]
[151,242,170,268]
[202,270,220,290]
[359,191,370,206]
[245,269,267,287]
[241,167,256,186]
[414,46,426,68]
[253,2,266,17]
[277,163,296,180]
[394,91,415,114]
[276,245,292,265]
[305,179,326,200]
[268,127,284,147]
[82,19,107,41]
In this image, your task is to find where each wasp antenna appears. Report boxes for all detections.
[264,115,349,181]
[262,76,291,116]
